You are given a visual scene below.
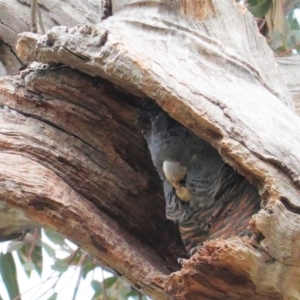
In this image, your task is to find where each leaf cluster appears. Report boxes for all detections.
[245,0,300,55]
[0,229,146,300]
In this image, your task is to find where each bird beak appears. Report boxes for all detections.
[163,161,191,201]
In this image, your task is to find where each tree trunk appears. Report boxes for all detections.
[1,0,300,299]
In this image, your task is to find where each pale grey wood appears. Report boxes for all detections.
[0,0,100,74]
[16,0,300,298]
[277,56,300,115]
[2,0,300,298]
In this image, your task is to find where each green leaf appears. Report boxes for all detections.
[126,290,140,298]
[91,279,103,299]
[16,243,34,277]
[31,241,43,276]
[290,18,300,31]
[0,252,21,299]
[64,251,82,266]
[82,260,96,279]
[247,0,258,6]
[44,228,65,245]
[268,30,283,49]
[290,34,297,45]
[276,45,288,53]
[16,236,43,277]
[6,240,25,253]
[41,241,56,257]
[291,28,300,36]
[51,258,69,273]
[103,276,118,289]
[247,0,272,18]
[47,292,58,300]
[23,262,36,271]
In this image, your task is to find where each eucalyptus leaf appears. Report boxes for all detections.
[247,0,272,18]
[6,240,25,253]
[82,260,96,279]
[44,228,66,245]
[41,240,56,257]
[31,242,43,276]
[51,258,69,273]
[23,261,36,271]
[91,279,103,298]
[103,275,118,288]
[0,252,20,300]
[47,292,58,300]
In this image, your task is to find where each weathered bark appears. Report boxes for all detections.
[0,0,100,75]
[1,0,300,299]
[1,0,300,97]
[277,56,300,115]
[0,66,188,299]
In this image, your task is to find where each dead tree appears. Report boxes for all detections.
[1,0,300,299]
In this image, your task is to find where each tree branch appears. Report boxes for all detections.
[0,68,185,299]
[1,0,300,299]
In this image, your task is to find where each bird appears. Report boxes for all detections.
[137,99,261,253]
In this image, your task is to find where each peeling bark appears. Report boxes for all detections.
[1,0,300,299]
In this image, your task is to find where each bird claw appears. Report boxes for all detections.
[189,245,204,256]
[177,258,188,265]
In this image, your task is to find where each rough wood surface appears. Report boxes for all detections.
[277,56,300,115]
[1,0,299,100]
[0,67,186,299]
[0,0,99,75]
[1,0,300,299]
